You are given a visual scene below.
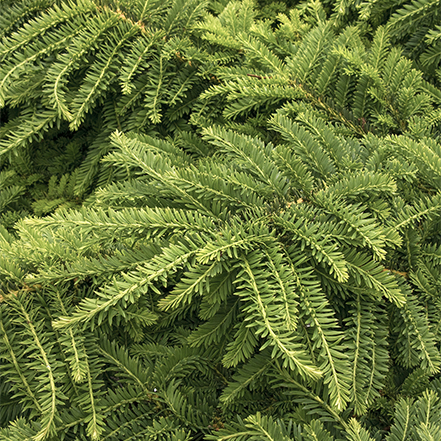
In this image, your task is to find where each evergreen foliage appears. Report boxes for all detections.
[1,0,441,440]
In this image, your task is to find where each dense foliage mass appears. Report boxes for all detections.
[1,0,441,439]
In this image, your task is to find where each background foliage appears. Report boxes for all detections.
[1,0,441,440]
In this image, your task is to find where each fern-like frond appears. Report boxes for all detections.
[391,288,441,373]
[44,12,120,120]
[202,126,289,200]
[269,113,337,181]
[235,250,321,380]
[69,22,140,130]
[387,0,441,41]
[344,295,388,415]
